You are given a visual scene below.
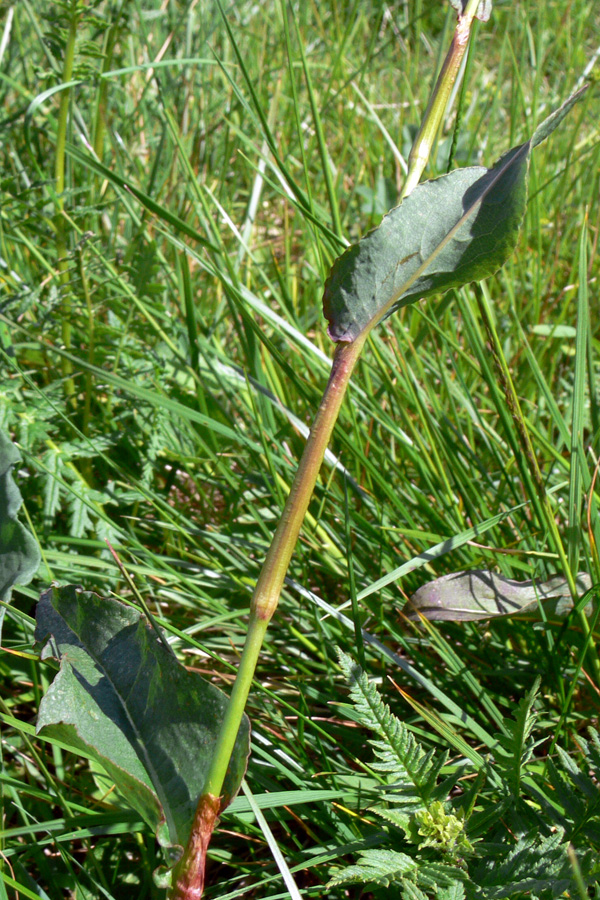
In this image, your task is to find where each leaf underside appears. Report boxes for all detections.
[408,570,595,622]
[35,586,251,857]
[323,88,587,344]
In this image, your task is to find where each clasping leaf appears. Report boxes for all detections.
[323,88,587,343]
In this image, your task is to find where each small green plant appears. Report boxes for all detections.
[328,654,600,898]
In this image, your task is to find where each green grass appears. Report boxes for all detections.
[1,0,600,897]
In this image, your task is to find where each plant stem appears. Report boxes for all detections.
[55,7,79,401]
[171,337,365,898]
[249,339,366,622]
[93,14,121,163]
[171,7,488,896]
[78,244,94,441]
[400,0,482,200]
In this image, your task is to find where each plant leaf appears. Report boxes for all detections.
[493,677,541,798]
[323,88,587,344]
[408,570,594,621]
[0,430,41,634]
[327,848,417,888]
[338,650,446,808]
[436,881,466,900]
[473,829,575,898]
[35,585,251,859]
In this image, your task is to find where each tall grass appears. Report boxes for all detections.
[1,0,599,897]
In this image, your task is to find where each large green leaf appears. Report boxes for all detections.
[323,88,587,343]
[35,586,250,860]
[0,430,41,633]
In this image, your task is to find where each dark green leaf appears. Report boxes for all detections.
[473,829,577,898]
[324,144,528,342]
[323,89,587,344]
[0,430,41,633]
[35,585,250,858]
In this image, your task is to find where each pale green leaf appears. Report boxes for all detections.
[35,586,250,857]
[408,570,594,621]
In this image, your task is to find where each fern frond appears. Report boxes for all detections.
[416,860,468,891]
[326,848,468,895]
[43,446,63,521]
[67,484,94,538]
[492,676,541,797]
[338,651,442,806]
[400,882,429,900]
[555,740,600,803]
[372,805,411,835]
[326,848,417,888]
[436,881,466,900]
[523,727,600,846]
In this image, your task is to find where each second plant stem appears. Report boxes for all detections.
[55,9,79,400]
[400,0,482,200]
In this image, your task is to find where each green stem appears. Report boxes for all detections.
[55,9,79,400]
[249,339,366,622]
[400,0,481,200]
[78,243,94,448]
[193,610,268,804]
[171,337,365,898]
[93,17,120,163]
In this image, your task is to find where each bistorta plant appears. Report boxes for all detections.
[1,0,597,898]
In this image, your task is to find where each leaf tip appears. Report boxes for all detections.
[530,84,590,150]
